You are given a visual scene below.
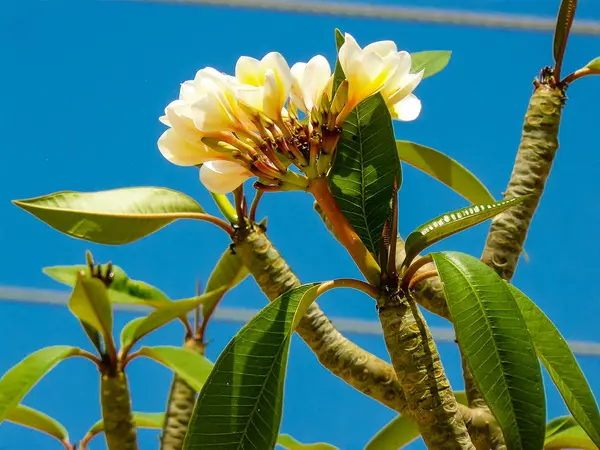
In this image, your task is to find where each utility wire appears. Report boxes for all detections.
[127,0,600,36]
[3,285,600,357]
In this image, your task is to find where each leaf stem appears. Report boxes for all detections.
[76,349,103,367]
[561,67,600,86]
[120,350,141,370]
[249,191,264,222]
[400,255,434,292]
[317,278,380,300]
[210,193,238,225]
[308,177,381,285]
[409,270,439,290]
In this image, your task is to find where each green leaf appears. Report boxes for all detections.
[410,51,452,79]
[396,140,495,205]
[432,252,545,450]
[544,416,597,450]
[364,392,468,449]
[508,284,600,448]
[6,404,69,444]
[402,196,527,269]
[585,57,600,70]
[277,434,338,449]
[13,187,204,245]
[329,32,399,256]
[84,412,165,444]
[44,264,171,307]
[69,274,113,339]
[137,346,213,392]
[0,346,80,423]
[332,28,346,93]
[183,284,321,450]
[80,320,104,355]
[120,290,225,350]
[553,0,578,65]
[203,248,249,322]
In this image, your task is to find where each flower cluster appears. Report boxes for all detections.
[158,33,424,194]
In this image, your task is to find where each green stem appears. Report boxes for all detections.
[160,337,205,450]
[210,192,239,225]
[378,295,474,450]
[481,83,564,280]
[100,370,137,450]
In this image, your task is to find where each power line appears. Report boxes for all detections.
[2,285,600,357]
[127,0,600,36]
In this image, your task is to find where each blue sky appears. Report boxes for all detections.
[1,1,600,449]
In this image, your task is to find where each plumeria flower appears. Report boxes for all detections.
[335,33,424,124]
[290,55,332,113]
[336,33,402,124]
[235,52,293,121]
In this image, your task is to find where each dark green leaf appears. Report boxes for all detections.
[544,416,597,450]
[396,140,495,204]
[13,187,204,245]
[84,412,165,445]
[553,0,578,65]
[44,264,171,307]
[585,57,600,70]
[508,284,600,448]
[137,346,213,392]
[410,51,452,79]
[80,320,104,355]
[402,197,527,269]
[120,290,225,350]
[0,346,80,423]
[332,28,346,93]
[69,274,113,339]
[203,248,249,322]
[329,32,399,256]
[432,252,545,450]
[277,434,338,449]
[6,404,70,444]
[183,284,321,450]
[364,392,468,449]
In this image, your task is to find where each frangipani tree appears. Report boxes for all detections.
[2,0,600,449]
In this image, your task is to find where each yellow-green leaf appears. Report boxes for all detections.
[584,57,600,71]
[0,346,80,423]
[410,51,452,79]
[553,0,578,66]
[137,346,213,392]
[396,140,494,205]
[13,187,204,245]
[6,404,70,444]
[544,416,597,450]
[277,434,338,449]
[69,274,113,339]
[44,264,171,307]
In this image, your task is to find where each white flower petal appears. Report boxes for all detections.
[158,129,218,166]
[338,33,361,75]
[303,55,331,111]
[290,62,308,111]
[235,56,261,85]
[263,69,283,119]
[387,70,424,106]
[363,40,397,57]
[390,93,422,121]
[237,85,264,111]
[261,52,292,93]
[200,161,253,193]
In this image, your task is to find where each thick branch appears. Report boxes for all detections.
[100,371,137,450]
[160,338,205,450]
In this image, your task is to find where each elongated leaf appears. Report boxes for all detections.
[402,197,526,269]
[508,284,600,448]
[83,412,165,445]
[277,434,338,449]
[0,346,80,423]
[396,140,494,204]
[410,51,452,79]
[44,264,171,307]
[13,187,204,244]
[365,392,468,449]
[80,320,104,355]
[332,28,346,93]
[120,290,225,349]
[137,346,213,392]
[585,57,600,70]
[203,248,249,322]
[119,317,145,350]
[183,284,321,450]
[432,252,545,450]
[69,274,113,339]
[544,416,597,450]
[6,404,69,443]
[553,0,578,65]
